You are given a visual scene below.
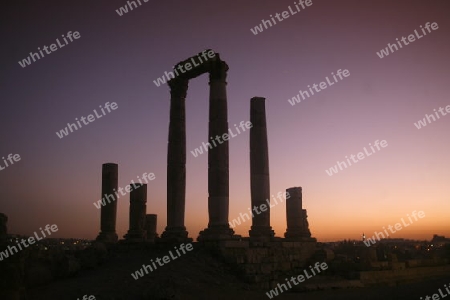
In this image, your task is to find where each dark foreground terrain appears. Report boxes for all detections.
[28,245,449,300]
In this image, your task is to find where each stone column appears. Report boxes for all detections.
[302,209,311,237]
[145,214,158,242]
[96,163,118,243]
[0,213,7,244]
[198,58,234,241]
[125,184,147,241]
[284,187,311,239]
[249,97,274,240]
[161,78,190,242]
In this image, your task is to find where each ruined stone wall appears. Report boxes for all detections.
[204,239,317,289]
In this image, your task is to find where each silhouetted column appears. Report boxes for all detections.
[125,184,147,241]
[145,214,158,242]
[161,78,190,242]
[198,58,234,241]
[284,187,311,239]
[96,163,118,243]
[0,213,7,244]
[302,209,311,237]
[249,97,274,240]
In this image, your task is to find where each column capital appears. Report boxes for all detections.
[209,60,228,82]
[169,78,189,99]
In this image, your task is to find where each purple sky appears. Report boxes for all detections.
[1,0,449,241]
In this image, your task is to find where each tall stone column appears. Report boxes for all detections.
[125,184,147,241]
[161,78,190,242]
[145,214,158,242]
[249,97,274,240]
[96,163,118,243]
[198,59,234,241]
[284,187,311,239]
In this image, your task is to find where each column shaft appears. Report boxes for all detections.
[198,59,234,241]
[125,184,147,241]
[162,78,190,241]
[285,187,311,239]
[249,97,274,239]
[97,163,118,243]
[145,214,158,242]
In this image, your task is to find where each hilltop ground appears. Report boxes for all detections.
[27,244,449,300]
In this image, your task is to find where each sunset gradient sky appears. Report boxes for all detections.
[1,0,449,242]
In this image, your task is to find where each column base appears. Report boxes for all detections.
[96,231,118,243]
[124,230,147,242]
[160,226,192,243]
[284,228,312,239]
[146,233,159,243]
[249,226,275,241]
[197,225,235,241]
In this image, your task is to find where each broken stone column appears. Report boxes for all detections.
[96,163,118,243]
[198,58,234,241]
[284,187,311,239]
[125,184,147,241]
[302,209,311,237]
[161,78,190,242]
[249,97,274,240]
[145,214,158,242]
[0,213,7,244]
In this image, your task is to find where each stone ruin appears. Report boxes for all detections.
[93,49,317,287]
[95,164,158,244]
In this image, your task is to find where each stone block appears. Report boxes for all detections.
[222,240,249,248]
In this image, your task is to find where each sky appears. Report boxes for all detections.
[1,0,449,242]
